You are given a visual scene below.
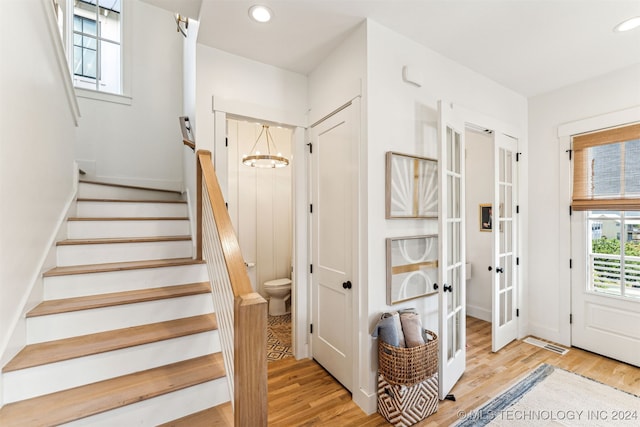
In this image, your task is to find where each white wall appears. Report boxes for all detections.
[75,1,184,191]
[465,130,493,321]
[195,44,308,154]
[0,0,78,401]
[182,19,199,252]
[528,64,640,346]
[360,20,528,414]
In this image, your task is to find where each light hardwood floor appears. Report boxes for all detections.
[266,316,640,426]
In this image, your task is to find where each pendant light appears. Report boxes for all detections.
[242,125,289,168]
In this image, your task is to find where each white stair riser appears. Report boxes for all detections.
[3,331,220,403]
[44,264,208,299]
[63,378,230,427]
[68,220,190,239]
[57,240,193,266]
[27,295,214,344]
[78,183,183,201]
[77,201,188,218]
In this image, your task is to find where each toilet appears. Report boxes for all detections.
[264,278,292,316]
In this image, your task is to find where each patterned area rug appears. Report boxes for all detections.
[456,364,640,427]
[267,314,292,362]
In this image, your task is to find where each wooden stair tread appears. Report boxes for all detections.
[27,282,211,317]
[44,258,204,277]
[57,235,192,246]
[3,314,217,372]
[0,354,225,427]
[77,197,187,204]
[159,402,233,427]
[68,216,189,221]
[79,180,182,195]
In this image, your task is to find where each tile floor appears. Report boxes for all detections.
[266,314,292,362]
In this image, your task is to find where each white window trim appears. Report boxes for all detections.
[64,0,132,103]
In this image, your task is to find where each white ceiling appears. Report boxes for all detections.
[144,0,640,97]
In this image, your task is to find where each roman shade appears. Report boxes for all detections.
[572,123,640,211]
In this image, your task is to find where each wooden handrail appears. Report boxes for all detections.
[196,150,267,427]
[179,116,195,151]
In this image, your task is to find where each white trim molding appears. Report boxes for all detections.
[558,106,640,137]
[42,0,80,125]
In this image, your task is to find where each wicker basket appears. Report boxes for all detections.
[378,330,438,386]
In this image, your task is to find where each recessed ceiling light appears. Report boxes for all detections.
[613,16,640,32]
[249,5,273,23]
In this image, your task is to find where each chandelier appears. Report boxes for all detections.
[242,125,289,168]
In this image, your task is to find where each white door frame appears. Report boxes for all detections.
[557,106,640,347]
[211,95,309,359]
[309,99,360,392]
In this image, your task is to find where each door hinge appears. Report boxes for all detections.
[516,308,520,317]
[310,324,313,334]
[310,204,313,213]
[516,257,520,266]
[516,205,520,214]
[225,202,228,209]
[516,152,522,162]
[569,206,573,216]
[310,264,313,274]
[225,137,228,147]
[570,314,573,324]
[569,259,573,269]
[307,142,313,153]
[566,149,572,160]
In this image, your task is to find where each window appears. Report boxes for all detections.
[588,211,640,299]
[70,0,122,94]
[73,16,97,79]
[572,123,640,299]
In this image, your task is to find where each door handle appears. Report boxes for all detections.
[433,283,439,290]
[443,284,452,292]
[488,266,493,271]
[342,281,352,289]
[496,267,504,273]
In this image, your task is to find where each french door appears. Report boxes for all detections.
[491,133,518,351]
[438,101,466,399]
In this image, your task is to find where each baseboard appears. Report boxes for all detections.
[353,385,377,416]
[466,304,491,322]
[0,168,78,375]
[528,322,564,346]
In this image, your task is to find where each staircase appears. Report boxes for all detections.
[0,181,231,426]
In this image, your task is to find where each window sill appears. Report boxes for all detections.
[75,88,132,106]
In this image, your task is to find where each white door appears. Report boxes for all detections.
[571,210,640,367]
[438,101,466,399]
[491,133,519,351]
[310,101,358,391]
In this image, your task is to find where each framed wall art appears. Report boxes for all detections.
[386,235,439,304]
[385,152,438,219]
[480,203,492,231]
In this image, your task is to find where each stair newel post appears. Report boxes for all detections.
[235,293,268,427]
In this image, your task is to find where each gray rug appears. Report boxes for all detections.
[456,364,640,426]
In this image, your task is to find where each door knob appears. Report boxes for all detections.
[343,281,352,289]
[488,266,493,271]
[433,283,439,290]
[496,267,504,273]
[443,284,452,292]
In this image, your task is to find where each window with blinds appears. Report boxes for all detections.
[572,123,640,211]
